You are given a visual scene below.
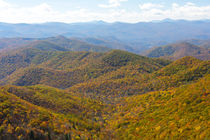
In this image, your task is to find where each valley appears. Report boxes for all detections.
[0,38,209,139]
[1,0,210,139]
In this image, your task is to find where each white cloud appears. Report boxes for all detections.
[139,3,163,10]
[0,1,210,23]
[0,0,11,8]
[137,2,210,21]
[99,0,128,8]
[0,2,58,23]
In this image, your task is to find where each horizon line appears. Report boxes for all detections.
[1,18,210,24]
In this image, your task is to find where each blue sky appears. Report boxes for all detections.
[1,0,210,23]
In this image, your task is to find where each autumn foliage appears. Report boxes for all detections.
[0,46,209,139]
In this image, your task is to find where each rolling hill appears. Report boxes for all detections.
[145,42,210,60]
[0,36,111,53]
[0,85,107,139]
[184,39,210,49]
[80,37,137,52]
[68,56,209,101]
[1,20,210,52]
[45,36,111,52]
[107,74,210,139]
[0,42,209,139]
[0,37,35,50]
[0,48,169,89]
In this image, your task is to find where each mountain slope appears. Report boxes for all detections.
[45,36,111,52]
[0,46,209,139]
[0,48,57,80]
[107,74,210,139]
[145,42,210,60]
[68,57,209,100]
[0,36,111,53]
[184,39,210,49]
[0,84,107,139]
[0,38,35,50]
[81,37,137,52]
[24,40,70,51]
[0,41,109,84]
[1,50,169,89]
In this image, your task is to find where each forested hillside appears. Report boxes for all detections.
[0,36,111,52]
[107,74,210,139]
[69,56,209,100]
[145,42,210,60]
[0,85,108,139]
[0,43,209,139]
[0,48,170,89]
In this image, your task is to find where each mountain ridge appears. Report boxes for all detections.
[145,42,210,60]
[1,20,210,53]
[0,40,209,139]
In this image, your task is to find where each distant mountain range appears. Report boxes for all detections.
[0,36,111,53]
[0,19,210,139]
[0,35,210,61]
[1,19,210,53]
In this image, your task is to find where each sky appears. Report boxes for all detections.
[0,0,210,23]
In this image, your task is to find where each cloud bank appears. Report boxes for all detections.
[0,0,210,23]
[99,0,128,8]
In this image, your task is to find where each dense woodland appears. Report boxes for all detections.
[145,42,210,60]
[0,39,209,139]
